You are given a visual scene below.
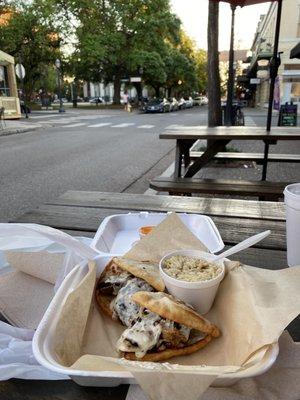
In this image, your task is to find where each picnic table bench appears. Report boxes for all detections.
[1,190,298,399]
[150,126,300,198]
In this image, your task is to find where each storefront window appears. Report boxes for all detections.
[0,65,10,96]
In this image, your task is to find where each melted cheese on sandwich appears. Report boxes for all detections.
[117,308,199,358]
[111,278,154,327]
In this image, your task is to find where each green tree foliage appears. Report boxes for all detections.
[57,0,182,103]
[0,0,63,100]
[194,49,207,94]
[55,0,207,103]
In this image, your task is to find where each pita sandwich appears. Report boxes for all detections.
[95,257,164,326]
[117,291,220,362]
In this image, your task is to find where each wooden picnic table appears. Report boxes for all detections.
[1,190,299,399]
[159,126,300,178]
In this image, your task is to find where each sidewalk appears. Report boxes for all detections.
[0,119,42,136]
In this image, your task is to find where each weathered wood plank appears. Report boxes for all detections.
[222,247,287,270]
[150,177,290,197]
[160,126,300,140]
[13,206,125,233]
[14,205,286,250]
[49,191,285,221]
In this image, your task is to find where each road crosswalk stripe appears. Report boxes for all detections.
[111,123,135,128]
[40,119,77,124]
[87,122,112,127]
[30,114,67,119]
[63,123,86,128]
[137,125,155,129]
[244,116,257,126]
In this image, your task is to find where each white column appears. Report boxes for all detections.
[282,82,292,104]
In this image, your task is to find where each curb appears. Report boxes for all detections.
[0,126,40,137]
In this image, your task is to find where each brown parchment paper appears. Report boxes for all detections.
[51,213,300,400]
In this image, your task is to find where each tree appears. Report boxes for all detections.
[59,0,181,104]
[194,49,207,94]
[207,0,222,126]
[0,1,63,101]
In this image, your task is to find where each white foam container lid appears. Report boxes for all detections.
[33,255,279,388]
[91,212,224,255]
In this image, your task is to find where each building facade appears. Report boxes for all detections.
[249,0,300,107]
[83,81,148,102]
[0,50,21,119]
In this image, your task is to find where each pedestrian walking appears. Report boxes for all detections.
[123,91,129,112]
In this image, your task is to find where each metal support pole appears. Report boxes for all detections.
[225,4,236,126]
[18,53,28,119]
[72,80,77,108]
[262,0,282,181]
[57,68,65,113]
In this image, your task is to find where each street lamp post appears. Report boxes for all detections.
[225,4,236,126]
[55,59,65,113]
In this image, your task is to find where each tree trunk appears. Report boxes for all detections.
[207,0,222,127]
[154,86,160,97]
[113,74,121,104]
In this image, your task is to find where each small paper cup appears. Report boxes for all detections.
[159,250,225,314]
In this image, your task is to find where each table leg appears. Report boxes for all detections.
[174,140,195,177]
[174,140,182,178]
[261,142,269,181]
[184,139,230,178]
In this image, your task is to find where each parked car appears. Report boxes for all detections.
[89,97,104,104]
[169,97,179,112]
[185,96,194,108]
[145,98,170,113]
[193,96,201,106]
[201,96,208,105]
[178,97,186,110]
[53,98,68,103]
[193,96,208,106]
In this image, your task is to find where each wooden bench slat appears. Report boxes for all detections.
[50,191,285,221]
[190,151,300,163]
[13,204,286,250]
[150,177,290,197]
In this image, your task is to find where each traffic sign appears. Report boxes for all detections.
[130,77,142,83]
[250,78,260,85]
[15,63,25,79]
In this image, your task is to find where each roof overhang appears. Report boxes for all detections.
[246,52,273,77]
[290,42,300,59]
[0,50,14,65]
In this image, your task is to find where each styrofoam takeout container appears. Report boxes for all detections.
[33,255,279,388]
[91,212,224,255]
[159,250,225,314]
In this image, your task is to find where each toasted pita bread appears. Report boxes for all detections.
[113,257,165,291]
[131,291,220,338]
[95,289,113,318]
[123,335,212,362]
[95,260,122,319]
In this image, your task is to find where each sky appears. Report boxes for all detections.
[170,0,270,51]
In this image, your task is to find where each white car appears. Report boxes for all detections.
[200,96,208,105]
[193,96,208,106]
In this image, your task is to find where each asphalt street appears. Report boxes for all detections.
[0,106,300,222]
